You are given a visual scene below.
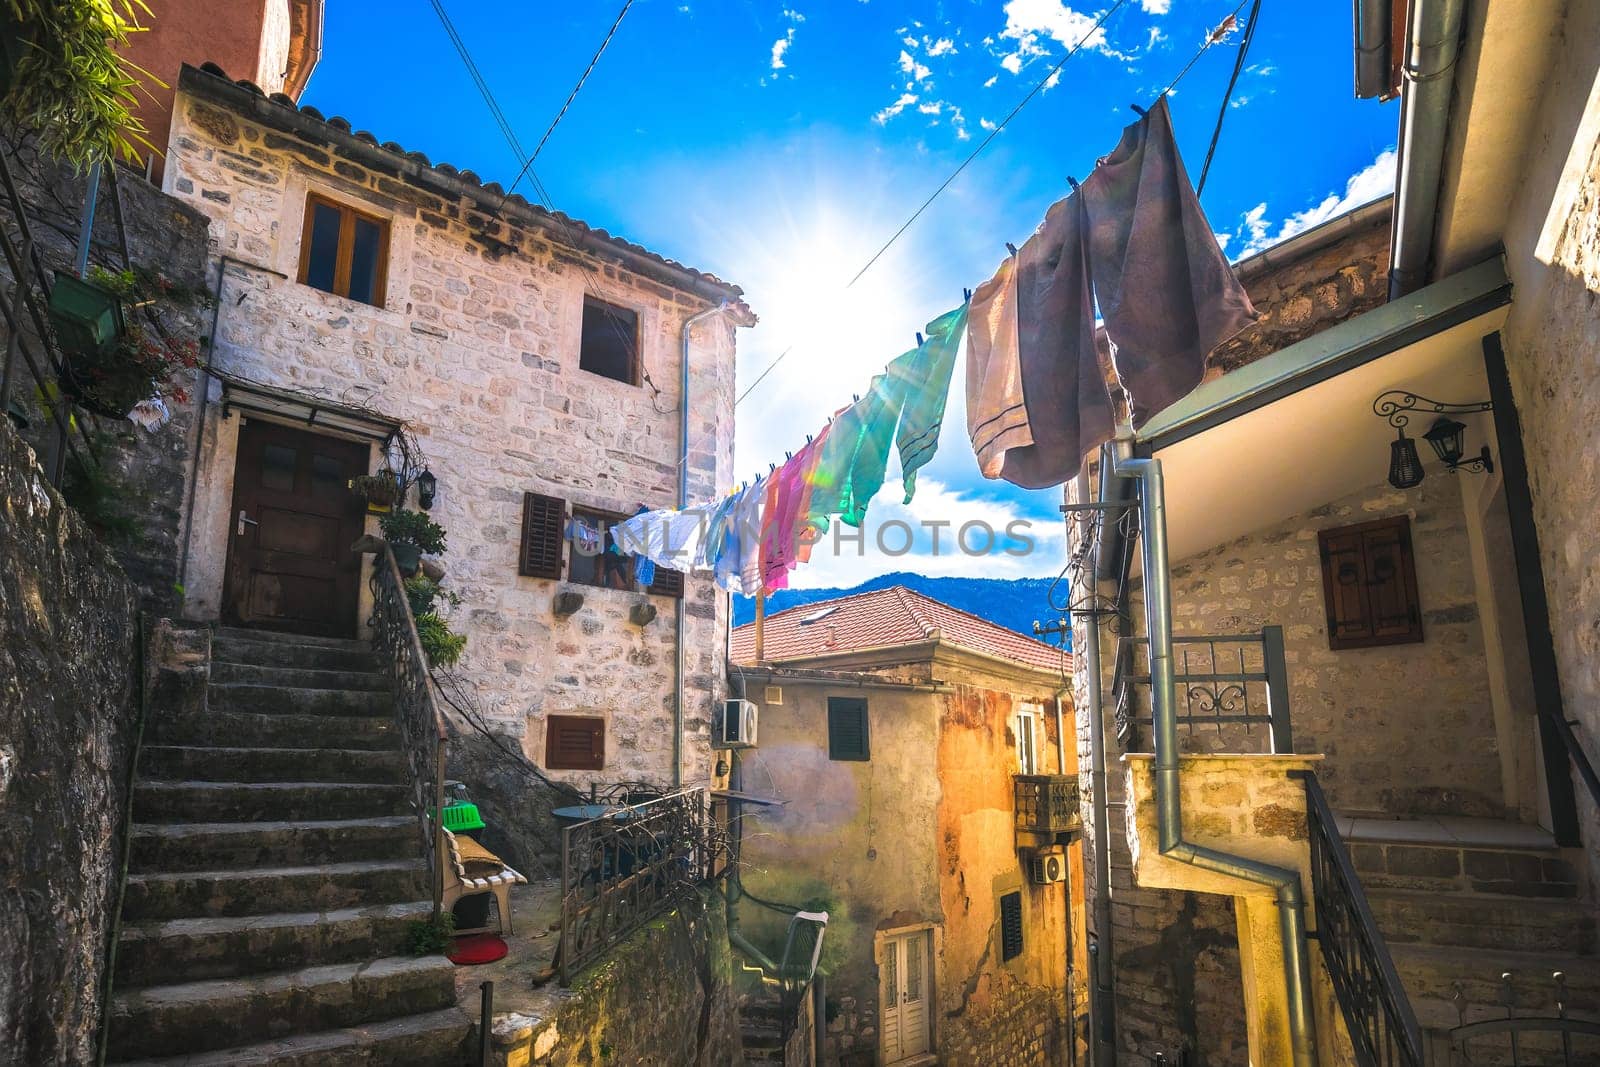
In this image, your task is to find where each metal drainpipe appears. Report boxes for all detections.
[1388,0,1466,300]
[1081,561,1118,1066]
[1108,449,1318,1067]
[675,301,730,789]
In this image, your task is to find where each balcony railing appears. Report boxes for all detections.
[1113,626,1292,755]
[1015,774,1082,836]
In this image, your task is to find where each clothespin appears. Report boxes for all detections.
[915,332,925,346]
[852,393,860,403]
[1005,242,1019,257]
[1130,103,1147,117]
[1066,175,1080,191]
[806,434,813,444]
[963,287,972,302]
[785,451,792,461]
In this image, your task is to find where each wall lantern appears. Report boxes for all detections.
[416,468,437,510]
[1372,391,1494,489]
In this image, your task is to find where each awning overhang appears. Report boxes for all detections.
[213,371,405,443]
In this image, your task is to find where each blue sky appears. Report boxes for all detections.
[306,0,1398,589]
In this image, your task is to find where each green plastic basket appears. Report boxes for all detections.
[441,801,485,832]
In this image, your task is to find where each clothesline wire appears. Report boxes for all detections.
[738,0,1251,411]
[1195,0,1263,198]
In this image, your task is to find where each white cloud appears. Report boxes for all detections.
[926,37,956,56]
[1140,0,1171,13]
[1000,52,1024,74]
[1000,0,1110,57]
[1229,94,1251,109]
[983,74,999,87]
[873,92,919,124]
[1214,231,1232,252]
[771,29,794,70]
[918,101,943,114]
[979,117,997,130]
[1043,69,1062,90]
[782,7,805,21]
[898,50,932,81]
[1246,63,1276,76]
[903,34,919,47]
[1237,149,1397,255]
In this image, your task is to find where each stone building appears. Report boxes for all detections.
[729,586,1085,1066]
[1070,2,1600,1063]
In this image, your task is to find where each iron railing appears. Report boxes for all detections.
[1446,972,1600,1065]
[1113,626,1292,754]
[1015,774,1082,835]
[369,543,448,919]
[1293,769,1424,1067]
[559,786,712,984]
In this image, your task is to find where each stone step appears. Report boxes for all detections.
[1389,943,1600,1017]
[130,817,420,873]
[134,780,410,823]
[139,745,405,784]
[106,1005,472,1066]
[122,859,426,921]
[1367,889,1599,955]
[116,900,435,987]
[209,683,391,718]
[1349,839,1580,898]
[145,710,397,751]
[213,631,381,674]
[209,660,389,692]
[106,955,458,1060]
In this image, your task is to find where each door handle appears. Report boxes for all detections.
[237,509,259,536]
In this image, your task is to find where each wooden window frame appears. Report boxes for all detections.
[1015,706,1040,775]
[827,696,871,762]
[567,506,634,591]
[999,891,1024,962]
[578,295,641,386]
[545,714,605,771]
[1317,515,1424,651]
[297,192,391,307]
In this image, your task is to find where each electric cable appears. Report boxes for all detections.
[1194,0,1263,198]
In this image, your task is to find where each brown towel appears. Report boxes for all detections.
[965,97,1254,489]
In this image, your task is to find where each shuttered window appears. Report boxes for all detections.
[1318,516,1423,650]
[647,568,684,598]
[517,492,683,598]
[1000,891,1024,961]
[519,492,566,579]
[827,697,870,761]
[545,715,605,770]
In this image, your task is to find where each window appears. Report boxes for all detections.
[1318,516,1423,650]
[518,492,683,597]
[1000,891,1024,961]
[1015,707,1039,775]
[578,296,640,384]
[297,193,390,306]
[827,697,870,761]
[545,715,605,770]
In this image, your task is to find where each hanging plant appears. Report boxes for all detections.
[350,470,401,510]
[1,0,158,169]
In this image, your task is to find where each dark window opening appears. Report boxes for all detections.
[297,193,390,307]
[1000,891,1024,961]
[546,715,605,770]
[1318,515,1423,650]
[579,296,639,384]
[827,697,870,761]
[517,493,683,598]
[567,508,634,590]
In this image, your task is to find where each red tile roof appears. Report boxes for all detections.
[731,586,1071,674]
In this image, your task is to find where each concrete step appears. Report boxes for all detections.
[210,660,389,692]
[1389,943,1600,1017]
[1349,838,1581,898]
[134,780,410,823]
[1367,888,1599,955]
[116,901,435,987]
[215,627,373,650]
[209,683,391,718]
[122,859,426,921]
[130,817,421,873]
[106,955,458,1060]
[213,631,381,674]
[139,745,405,785]
[145,709,397,750]
[106,1005,472,1066]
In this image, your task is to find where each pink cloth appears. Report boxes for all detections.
[758,428,830,592]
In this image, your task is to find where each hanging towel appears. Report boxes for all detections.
[615,505,657,587]
[759,431,829,592]
[893,303,968,503]
[721,478,768,595]
[612,506,711,575]
[808,377,906,531]
[965,255,1030,478]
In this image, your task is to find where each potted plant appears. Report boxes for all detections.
[350,470,401,512]
[378,508,446,577]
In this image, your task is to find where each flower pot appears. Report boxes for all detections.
[390,542,423,576]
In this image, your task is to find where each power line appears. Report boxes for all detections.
[1157,0,1253,100]
[1195,0,1262,197]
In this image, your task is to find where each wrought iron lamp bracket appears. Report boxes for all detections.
[1371,390,1492,430]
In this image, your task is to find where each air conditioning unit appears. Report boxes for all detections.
[1030,847,1068,885]
[715,698,758,749]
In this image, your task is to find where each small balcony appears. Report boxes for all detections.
[1014,774,1082,844]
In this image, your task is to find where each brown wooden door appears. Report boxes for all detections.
[223,420,370,637]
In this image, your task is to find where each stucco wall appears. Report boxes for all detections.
[1499,0,1600,880]
[161,88,739,788]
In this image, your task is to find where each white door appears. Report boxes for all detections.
[881,929,932,1062]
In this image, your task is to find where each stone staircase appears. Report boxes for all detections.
[1347,819,1600,1041]
[106,627,471,1065]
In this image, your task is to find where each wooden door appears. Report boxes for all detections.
[223,420,370,637]
[881,929,932,1063]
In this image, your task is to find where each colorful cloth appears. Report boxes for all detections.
[808,376,907,530]
[893,303,969,503]
[759,430,829,592]
[723,479,768,595]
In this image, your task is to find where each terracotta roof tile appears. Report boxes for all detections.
[731,586,1070,674]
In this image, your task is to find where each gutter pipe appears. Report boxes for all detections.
[674,301,730,789]
[1353,0,1393,100]
[1388,0,1466,300]
[1108,448,1318,1067]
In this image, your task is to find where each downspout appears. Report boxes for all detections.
[1387,0,1466,299]
[675,301,730,789]
[1108,449,1318,1067]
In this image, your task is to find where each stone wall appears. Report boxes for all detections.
[160,77,741,789]
[0,419,140,1065]
[492,889,743,1067]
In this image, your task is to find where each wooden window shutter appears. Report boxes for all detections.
[647,567,684,598]
[519,492,566,579]
[1318,516,1423,650]
[545,715,604,771]
[1000,891,1024,961]
[827,697,870,761]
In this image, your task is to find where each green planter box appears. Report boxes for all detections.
[48,271,124,358]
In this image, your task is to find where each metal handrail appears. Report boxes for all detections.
[1114,626,1292,753]
[1547,712,1600,820]
[369,544,448,919]
[1291,769,1424,1067]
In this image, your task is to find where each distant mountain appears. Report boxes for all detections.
[732,571,1073,645]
